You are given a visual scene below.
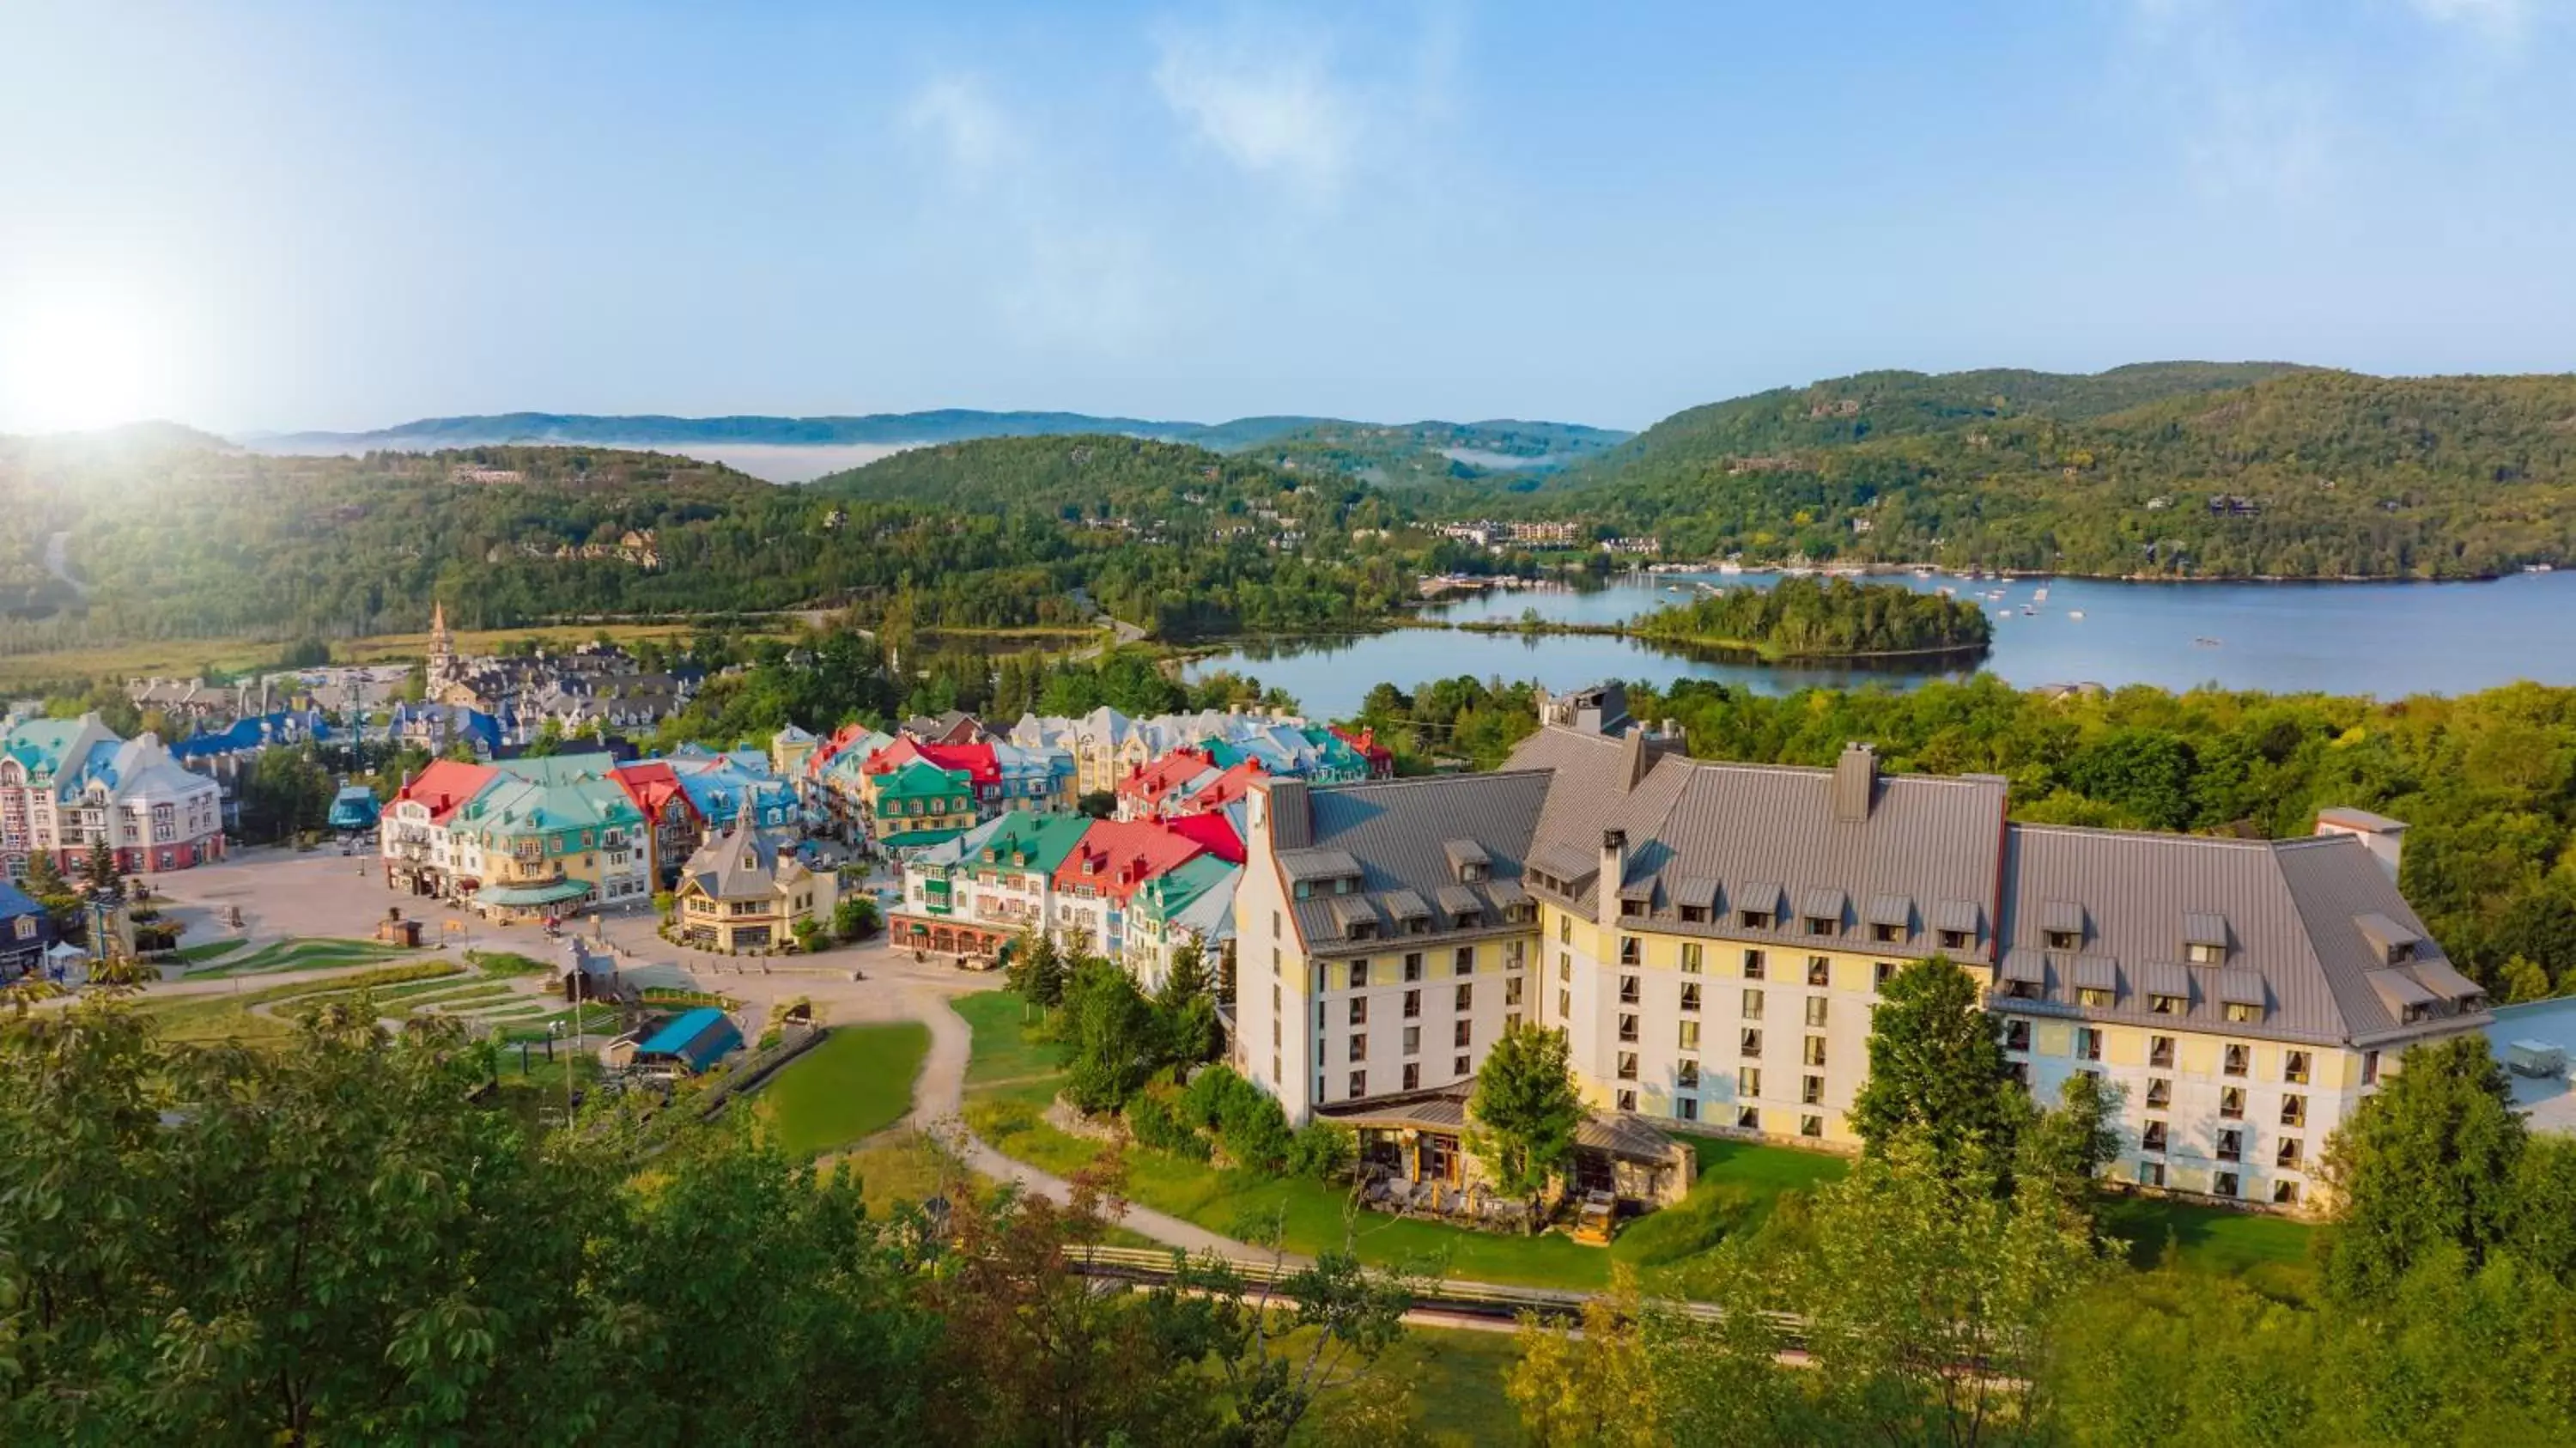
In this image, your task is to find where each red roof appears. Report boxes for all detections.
[1177,759,1265,816]
[611,761,697,823]
[1163,810,1245,865]
[1051,819,1210,904]
[1332,724,1395,777]
[1116,748,1217,806]
[392,759,499,824]
[866,737,999,788]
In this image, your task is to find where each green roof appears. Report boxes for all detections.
[875,757,969,801]
[1131,854,1236,921]
[474,879,593,908]
[880,827,967,849]
[966,810,1096,873]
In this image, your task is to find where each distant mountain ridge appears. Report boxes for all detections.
[244,409,1629,454]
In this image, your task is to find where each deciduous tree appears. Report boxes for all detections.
[1467,1021,1583,1204]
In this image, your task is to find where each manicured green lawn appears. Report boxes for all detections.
[1326,1325,1521,1447]
[755,1023,933,1159]
[957,989,1058,1089]
[466,950,553,978]
[2099,1193,2318,1300]
[132,961,469,1044]
[165,939,245,964]
[190,936,410,978]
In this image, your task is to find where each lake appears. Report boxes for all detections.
[1183,569,2576,718]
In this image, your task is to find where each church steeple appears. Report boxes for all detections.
[426,599,457,693]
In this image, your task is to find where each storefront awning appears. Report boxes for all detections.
[474,879,592,908]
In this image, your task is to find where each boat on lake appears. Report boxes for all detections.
[2069,610,2085,620]
[2195,636,2223,648]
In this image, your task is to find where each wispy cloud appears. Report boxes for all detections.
[2406,0,2532,45]
[1151,15,1363,202]
[902,75,1015,184]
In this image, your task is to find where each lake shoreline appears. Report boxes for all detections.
[1437,618,1994,666]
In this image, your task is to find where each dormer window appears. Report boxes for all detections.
[1938,929,1969,951]
[1873,922,1902,944]
[1741,910,1772,930]
[2045,929,2080,952]
[1460,862,1486,883]
[1349,922,1377,941]
[2185,942,2224,966]
[1620,898,1646,918]
[2182,913,2228,964]
[1680,905,1709,924]
[2148,992,2184,1015]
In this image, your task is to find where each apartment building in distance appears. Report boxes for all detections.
[0,715,227,876]
[1234,683,2491,1213]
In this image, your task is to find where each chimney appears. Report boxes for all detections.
[1597,828,1627,924]
[1620,727,1651,791]
[2316,807,2406,883]
[1832,742,1877,823]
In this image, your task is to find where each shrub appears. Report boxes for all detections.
[1127,1090,1212,1161]
[1288,1119,1358,1181]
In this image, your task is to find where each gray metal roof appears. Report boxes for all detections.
[1383,888,1431,922]
[1935,898,1982,935]
[1801,888,1847,924]
[2001,825,2489,1048]
[1278,848,1363,882]
[1278,770,1553,955]
[1675,876,1722,910]
[2041,899,2085,936]
[1736,882,1783,916]
[1435,885,1483,919]
[1442,838,1491,871]
[2353,912,2419,962]
[2072,953,2120,991]
[1527,839,1598,885]
[1868,893,1913,928]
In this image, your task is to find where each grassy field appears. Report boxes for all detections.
[2099,1192,2319,1300]
[131,959,470,1044]
[164,939,245,964]
[756,1023,933,1159]
[188,936,411,978]
[954,989,1839,1293]
[1298,1323,1521,1447]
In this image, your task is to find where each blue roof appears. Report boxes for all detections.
[640,1007,727,1055]
[167,710,331,763]
[0,881,41,918]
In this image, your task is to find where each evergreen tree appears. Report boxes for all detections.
[82,843,120,897]
[1848,954,2023,1161]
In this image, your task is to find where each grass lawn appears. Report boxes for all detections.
[954,989,1837,1293]
[466,951,553,978]
[190,936,410,978]
[496,1004,623,1043]
[2099,1193,2319,1300]
[1300,1324,1521,1447]
[756,1023,933,1159]
[131,960,470,1045]
[164,939,245,964]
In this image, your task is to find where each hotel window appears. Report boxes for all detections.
[2079,985,2116,1009]
[2004,1019,2032,1051]
[1874,922,1902,944]
[2148,1035,2175,1069]
[1619,1013,1639,1043]
[1454,1054,1470,1076]
[2146,1078,2172,1110]
[1742,949,1766,980]
[1559,916,1571,944]
[1620,897,1645,918]
[1455,983,1473,1012]
[2284,1050,2311,1085]
[1558,989,1571,1018]
[2220,1086,2245,1120]
[1740,1066,1763,1097]
[2045,928,2080,952]
[2007,1062,2030,1086]
[1800,1114,1824,1139]
[1938,928,1970,952]
[1348,1035,1366,1062]
[1737,1106,1760,1130]
[1679,1019,1700,1050]
[1272,1019,1281,1047]
[1741,908,1773,930]
[1404,953,1423,982]
[1455,946,1475,975]
[2148,991,2184,1016]
[1619,973,1641,1004]
[1680,982,1702,1012]
[1677,1098,1698,1123]
[2140,1161,2166,1189]
[1680,942,1704,974]
[2281,1094,2307,1128]
[1618,1051,1639,1080]
[1741,1028,1764,1057]
[1349,1070,1366,1098]
[2272,1180,2301,1207]
[1618,1089,1637,1113]
[2185,941,2224,966]
[1804,997,1829,1028]
[1802,1035,1827,1068]
[1508,1013,1522,1032]
[1403,1063,1420,1091]
[1402,1025,1421,1055]
[1349,998,1368,1025]
[1619,937,1641,966]
[1801,1074,1825,1106]
[1805,914,1835,937]
[1558,953,1571,982]
[2276,1137,2304,1169]
[1678,1059,1700,1090]
[1506,976,1524,1006]
[1874,960,1898,989]
[1742,988,1765,1019]
[2142,1120,2168,1153]
[2075,1028,2102,1062]
[1273,983,1283,1011]
[1455,1019,1473,1048]
[2224,1001,2259,1025]
[1348,960,1368,989]
[2224,1043,2249,1077]
[2363,1049,2382,1085]
[1801,956,1829,988]
[2216,1129,2243,1164]
[1403,989,1421,1019]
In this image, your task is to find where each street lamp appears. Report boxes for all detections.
[548,1018,573,1125]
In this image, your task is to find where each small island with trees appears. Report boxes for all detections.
[1457,576,1993,664]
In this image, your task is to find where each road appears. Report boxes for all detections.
[44,531,89,597]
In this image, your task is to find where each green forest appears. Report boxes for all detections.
[1514,367,2576,577]
[1355,672,2576,1000]
[1624,576,1991,659]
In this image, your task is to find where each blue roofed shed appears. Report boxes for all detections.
[634,1007,742,1075]
[327,784,380,832]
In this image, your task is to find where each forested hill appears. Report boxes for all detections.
[814,434,1391,529]
[1534,366,2576,578]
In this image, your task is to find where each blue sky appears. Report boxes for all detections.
[3,0,2573,434]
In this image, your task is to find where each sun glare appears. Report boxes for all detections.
[0,290,172,434]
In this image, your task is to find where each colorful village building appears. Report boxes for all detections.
[0,714,226,877]
[671,800,835,952]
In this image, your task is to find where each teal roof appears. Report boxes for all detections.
[474,879,592,907]
[1131,854,1236,921]
[880,827,967,849]
[2,719,87,776]
[963,810,1096,873]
